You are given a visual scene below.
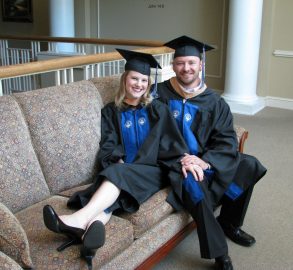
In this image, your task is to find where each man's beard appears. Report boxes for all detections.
[177,74,200,91]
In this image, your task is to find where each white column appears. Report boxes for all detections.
[222,0,265,115]
[49,0,75,53]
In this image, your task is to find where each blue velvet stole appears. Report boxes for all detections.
[169,100,203,203]
[120,107,150,163]
[169,99,243,202]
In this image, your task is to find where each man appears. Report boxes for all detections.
[153,36,267,270]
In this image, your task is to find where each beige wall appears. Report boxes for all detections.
[97,0,229,90]
[1,0,293,101]
[258,0,293,99]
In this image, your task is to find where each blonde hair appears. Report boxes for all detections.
[115,71,153,109]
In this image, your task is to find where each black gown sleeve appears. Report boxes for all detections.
[199,98,239,188]
[201,98,238,169]
[97,103,125,170]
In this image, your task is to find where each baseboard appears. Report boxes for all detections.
[219,93,293,113]
[265,96,293,110]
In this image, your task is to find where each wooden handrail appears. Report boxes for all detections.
[0,35,164,47]
[0,47,172,79]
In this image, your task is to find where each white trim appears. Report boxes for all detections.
[273,50,293,58]
[224,97,265,115]
[265,96,293,110]
[97,0,100,38]
[226,96,293,114]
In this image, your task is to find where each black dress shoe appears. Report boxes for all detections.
[217,217,256,247]
[215,255,233,270]
[43,205,85,251]
[81,220,105,270]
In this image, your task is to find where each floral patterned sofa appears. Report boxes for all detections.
[0,75,248,270]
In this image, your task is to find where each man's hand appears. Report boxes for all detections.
[182,164,204,181]
[181,153,210,170]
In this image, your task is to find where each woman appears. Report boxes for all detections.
[43,49,191,270]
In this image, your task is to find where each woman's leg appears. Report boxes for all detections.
[80,211,112,268]
[61,180,120,229]
[87,211,112,228]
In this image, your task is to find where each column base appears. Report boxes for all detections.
[222,95,265,115]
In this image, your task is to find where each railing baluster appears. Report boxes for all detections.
[55,70,61,85]
[1,40,9,66]
[37,42,40,55]
[0,40,4,66]
[96,63,100,77]
[0,79,3,96]
[31,42,35,60]
[63,69,67,84]
[84,65,89,80]
[69,68,74,83]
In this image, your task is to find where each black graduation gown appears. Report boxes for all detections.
[67,99,188,213]
[156,79,267,206]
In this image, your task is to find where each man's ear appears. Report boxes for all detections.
[199,60,203,71]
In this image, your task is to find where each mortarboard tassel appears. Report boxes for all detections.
[151,64,159,98]
[200,46,206,89]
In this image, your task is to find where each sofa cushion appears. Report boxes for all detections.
[90,75,119,105]
[0,96,50,212]
[0,202,33,269]
[101,211,192,270]
[119,187,174,238]
[0,251,23,270]
[13,80,104,194]
[16,195,134,270]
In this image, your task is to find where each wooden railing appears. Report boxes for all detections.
[0,47,172,79]
[0,35,164,47]
[0,36,173,95]
[0,35,164,64]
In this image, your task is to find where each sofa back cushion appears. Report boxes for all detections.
[90,75,120,105]
[13,80,104,194]
[0,96,50,212]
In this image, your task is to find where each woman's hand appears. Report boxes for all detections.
[182,163,204,181]
[181,153,210,170]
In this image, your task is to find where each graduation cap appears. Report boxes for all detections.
[164,35,214,59]
[116,48,162,98]
[116,48,161,76]
[164,35,214,88]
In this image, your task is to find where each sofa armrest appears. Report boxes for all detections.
[0,202,33,269]
[234,125,248,153]
[0,250,23,270]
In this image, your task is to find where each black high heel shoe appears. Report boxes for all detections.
[81,220,105,270]
[43,205,85,251]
